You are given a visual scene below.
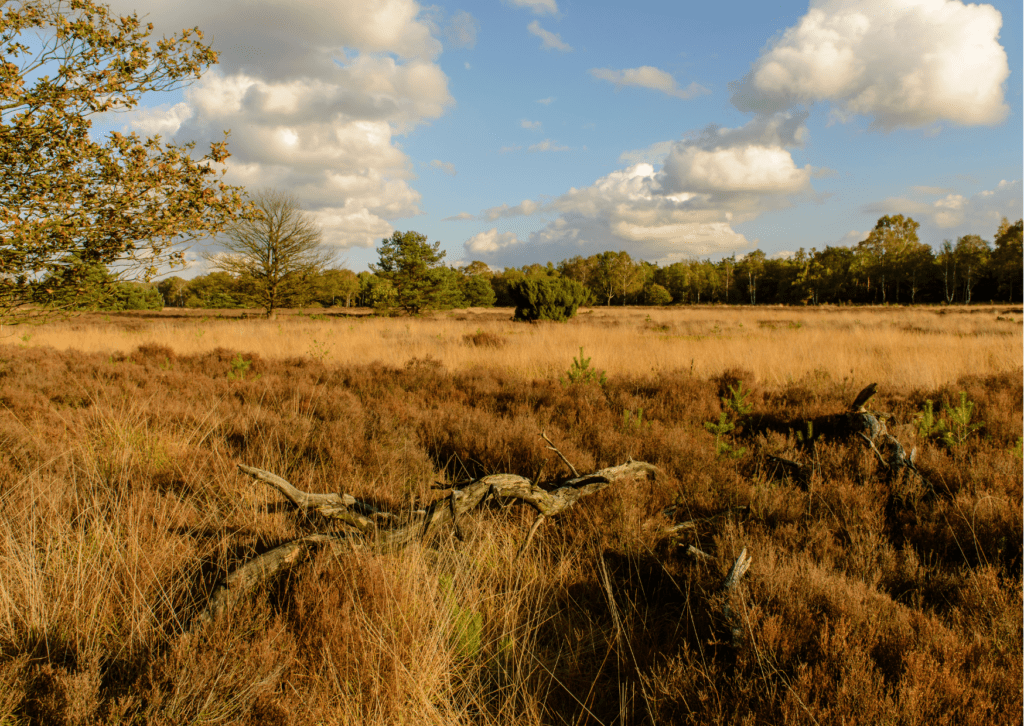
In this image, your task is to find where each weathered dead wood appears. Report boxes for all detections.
[685,544,714,561]
[762,383,926,487]
[719,548,753,647]
[849,382,878,412]
[200,460,657,620]
[201,534,351,621]
[722,547,752,592]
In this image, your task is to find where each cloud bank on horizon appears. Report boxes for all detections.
[99,0,1019,271]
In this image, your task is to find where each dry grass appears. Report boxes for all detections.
[0,306,1020,724]
[10,304,1022,390]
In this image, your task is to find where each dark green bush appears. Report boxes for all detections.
[509,277,589,322]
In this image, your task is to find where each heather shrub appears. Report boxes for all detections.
[0,328,1019,725]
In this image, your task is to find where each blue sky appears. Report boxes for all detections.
[91,0,1022,273]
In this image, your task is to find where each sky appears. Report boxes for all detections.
[86,0,1022,274]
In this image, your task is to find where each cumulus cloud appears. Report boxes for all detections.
[124,102,193,136]
[730,0,1010,130]
[106,0,452,251]
[528,21,573,51]
[508,0,558,15]
[521,119,542,130]
[862,179,1023,235]
[590,66,709,99]
[463,114,814,266]
[536,97,556,105]
[659,113,812,195]
[443,212,476,221]
[466,229,525,254]
[430,159,457,176]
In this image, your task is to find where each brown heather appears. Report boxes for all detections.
[0,305,1020,724]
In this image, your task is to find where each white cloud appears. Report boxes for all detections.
[659,113,812,195]
[662,145,810,194]
[590,66,709,99]
[107,0,453,251]
[125,102,193,136]
[483,199,541,220]
[863,179,1023,234]
[314,206,396,249]
[508,0,558,15]
[465,229,525,253]
[499,145,523,153]
[730,0,1010,130]
[430,159,457,176]
[528,21,572,51]
[463,114,814,266]
[521,119,542,130]
[528,139,570,152]
[443,212,475,221]
[536,97,556,105]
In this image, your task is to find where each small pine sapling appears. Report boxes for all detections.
[560,347,607,387]
[705,382,753,458]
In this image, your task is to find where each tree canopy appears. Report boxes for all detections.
[0,0,249,322]
[371,230,462,314]
[206,189,333,318]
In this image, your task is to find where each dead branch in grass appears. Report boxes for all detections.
[201,459,658,620]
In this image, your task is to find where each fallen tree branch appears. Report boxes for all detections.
[200,460,657,620]
[760,383,926,488]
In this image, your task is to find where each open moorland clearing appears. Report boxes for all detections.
[0,304,1020,725]
[11,304,1023,389]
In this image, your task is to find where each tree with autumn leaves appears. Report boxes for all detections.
[0,0,250,322]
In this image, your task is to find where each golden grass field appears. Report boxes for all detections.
[13,304,1023,389]
[0,304,1021,725]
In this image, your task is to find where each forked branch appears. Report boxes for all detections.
[201,460,657,620]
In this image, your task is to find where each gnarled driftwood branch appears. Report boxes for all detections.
[201,459,657,620]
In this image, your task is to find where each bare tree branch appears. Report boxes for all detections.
[200,460,658,620]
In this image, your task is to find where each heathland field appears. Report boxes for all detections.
[1,305,1021,724]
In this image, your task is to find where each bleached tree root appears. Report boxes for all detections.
[200,460,658,620]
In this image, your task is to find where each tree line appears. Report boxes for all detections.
[145,215,1021,314]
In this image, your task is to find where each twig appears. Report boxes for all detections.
[598,555,623,649]
[858,431,889,468]
[664,521,697,535]
[516,514,546,559]
[540,431,580,478]
[722,547,752,591]
[686,545,714,561]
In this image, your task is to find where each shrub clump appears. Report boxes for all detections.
[509,277,589,322]
[462,328,506,348]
